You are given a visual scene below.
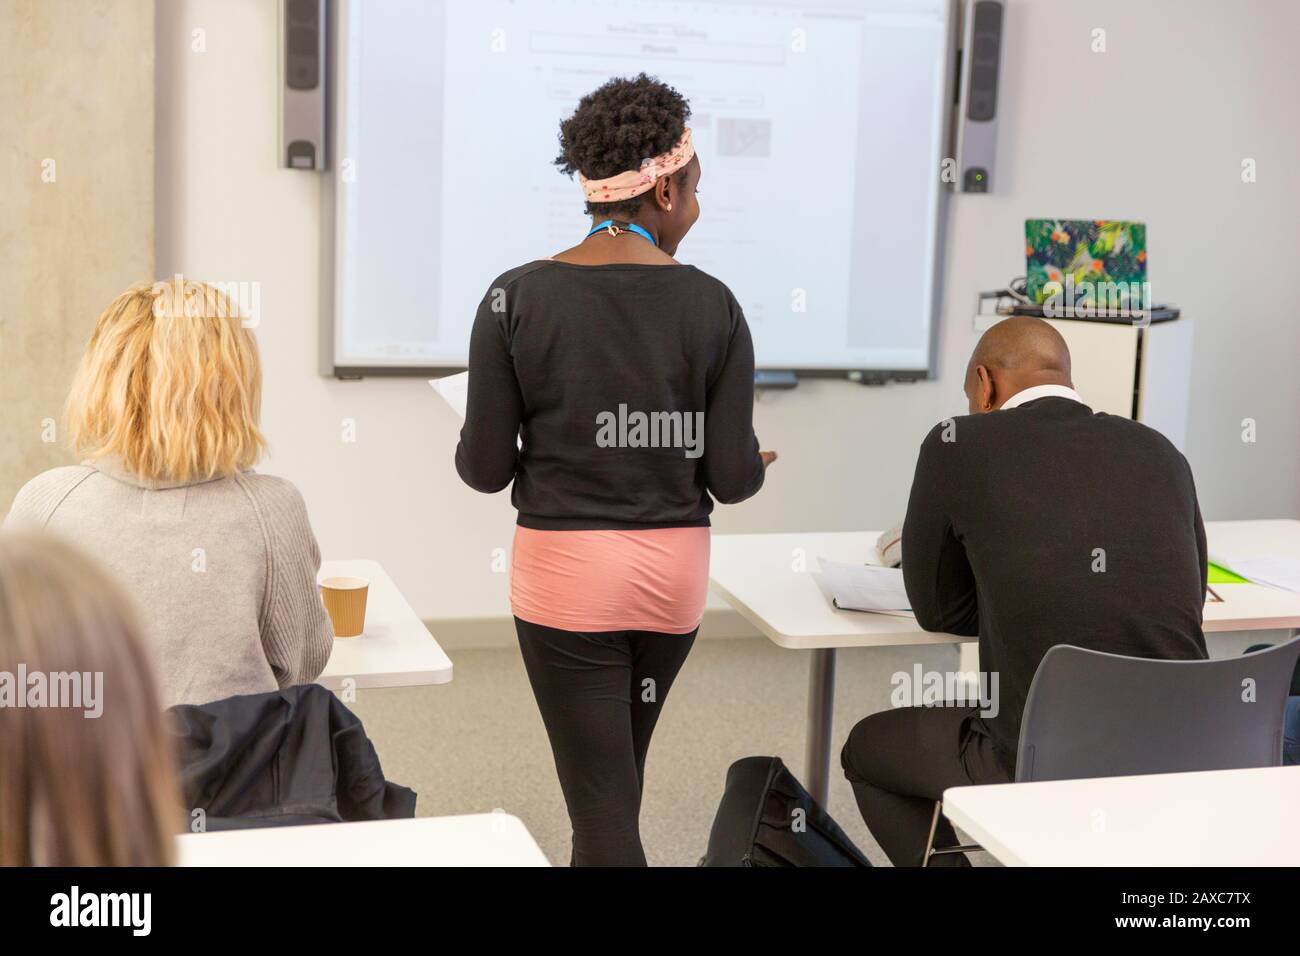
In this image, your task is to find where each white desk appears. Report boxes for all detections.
[943,766,1300,866]
[709,521,1300,805]
[177,813,550,867]
[318,560,453,690]
[1209,518,1300,562]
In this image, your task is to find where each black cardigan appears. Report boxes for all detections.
[455,260,765,529]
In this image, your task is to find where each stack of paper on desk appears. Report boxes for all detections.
[1211,554,1300,594]
[818,557,914,617]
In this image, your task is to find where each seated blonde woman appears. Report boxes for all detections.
[5,280,333,707]
[0,531,181,865]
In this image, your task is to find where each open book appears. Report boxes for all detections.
[1210,553,1300,594]
[818,557,914,617]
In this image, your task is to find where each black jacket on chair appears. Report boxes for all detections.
[169,684,417,830]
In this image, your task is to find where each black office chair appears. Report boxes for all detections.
[923,636,1300,866]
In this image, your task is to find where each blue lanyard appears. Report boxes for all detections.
[586,219,657,247]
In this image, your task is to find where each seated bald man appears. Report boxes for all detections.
[842,316,1208,866]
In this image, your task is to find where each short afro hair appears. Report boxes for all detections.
[555,73,692,219]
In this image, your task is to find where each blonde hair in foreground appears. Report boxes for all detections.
[0,532,182,866]
[66,279,267,483]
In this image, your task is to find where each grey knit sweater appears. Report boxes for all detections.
[4,458,334,708]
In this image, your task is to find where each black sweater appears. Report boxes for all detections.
[455,260,765,529]
[902,397,1208,767]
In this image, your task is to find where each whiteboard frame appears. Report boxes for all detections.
[319,0,959,382]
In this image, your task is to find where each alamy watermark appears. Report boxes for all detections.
[891,664,999,718]
[50,886,150,936]
[151,274,261,328]
[1042,275,1153,323]
[0,666,103,718]
[596,404,704,459]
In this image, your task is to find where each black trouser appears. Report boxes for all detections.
[841,706,1012,867]
[515,617,696,866]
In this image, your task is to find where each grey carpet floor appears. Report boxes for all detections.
[348,633,993,866]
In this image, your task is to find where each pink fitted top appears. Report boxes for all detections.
[510,526,710,635]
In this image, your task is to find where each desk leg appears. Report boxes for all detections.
[805,647,837,806]
[958,641,980,676]
[957,641,980,700]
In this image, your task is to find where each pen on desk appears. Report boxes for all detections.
[1206,585,1223,603]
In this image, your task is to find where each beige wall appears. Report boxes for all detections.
[0,0,154,505]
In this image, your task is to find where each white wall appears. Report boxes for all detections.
[156,0,1300,639]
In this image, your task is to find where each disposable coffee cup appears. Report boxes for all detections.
[320,576,369,638]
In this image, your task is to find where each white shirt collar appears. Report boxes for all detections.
[998,383,1085,411]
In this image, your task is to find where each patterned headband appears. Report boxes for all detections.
[578,128,694,204]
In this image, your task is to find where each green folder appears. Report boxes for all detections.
[1208,562,1249,585]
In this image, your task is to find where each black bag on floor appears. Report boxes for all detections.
[699,756,872,867]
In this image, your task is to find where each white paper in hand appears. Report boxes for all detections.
[431,371,522,449]
[429,372,469,420]
[818,557,913,616]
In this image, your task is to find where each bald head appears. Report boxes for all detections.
[965,316,1073,414]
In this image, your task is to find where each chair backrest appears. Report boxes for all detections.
[1015,637,1300,783]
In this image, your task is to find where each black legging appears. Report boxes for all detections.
[515,617,696,866]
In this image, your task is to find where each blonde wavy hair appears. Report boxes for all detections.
[0,532,182,866]
[66,279,267,483]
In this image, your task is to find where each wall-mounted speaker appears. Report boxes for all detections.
[956,0,1004,193]
[280,0,327,169]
